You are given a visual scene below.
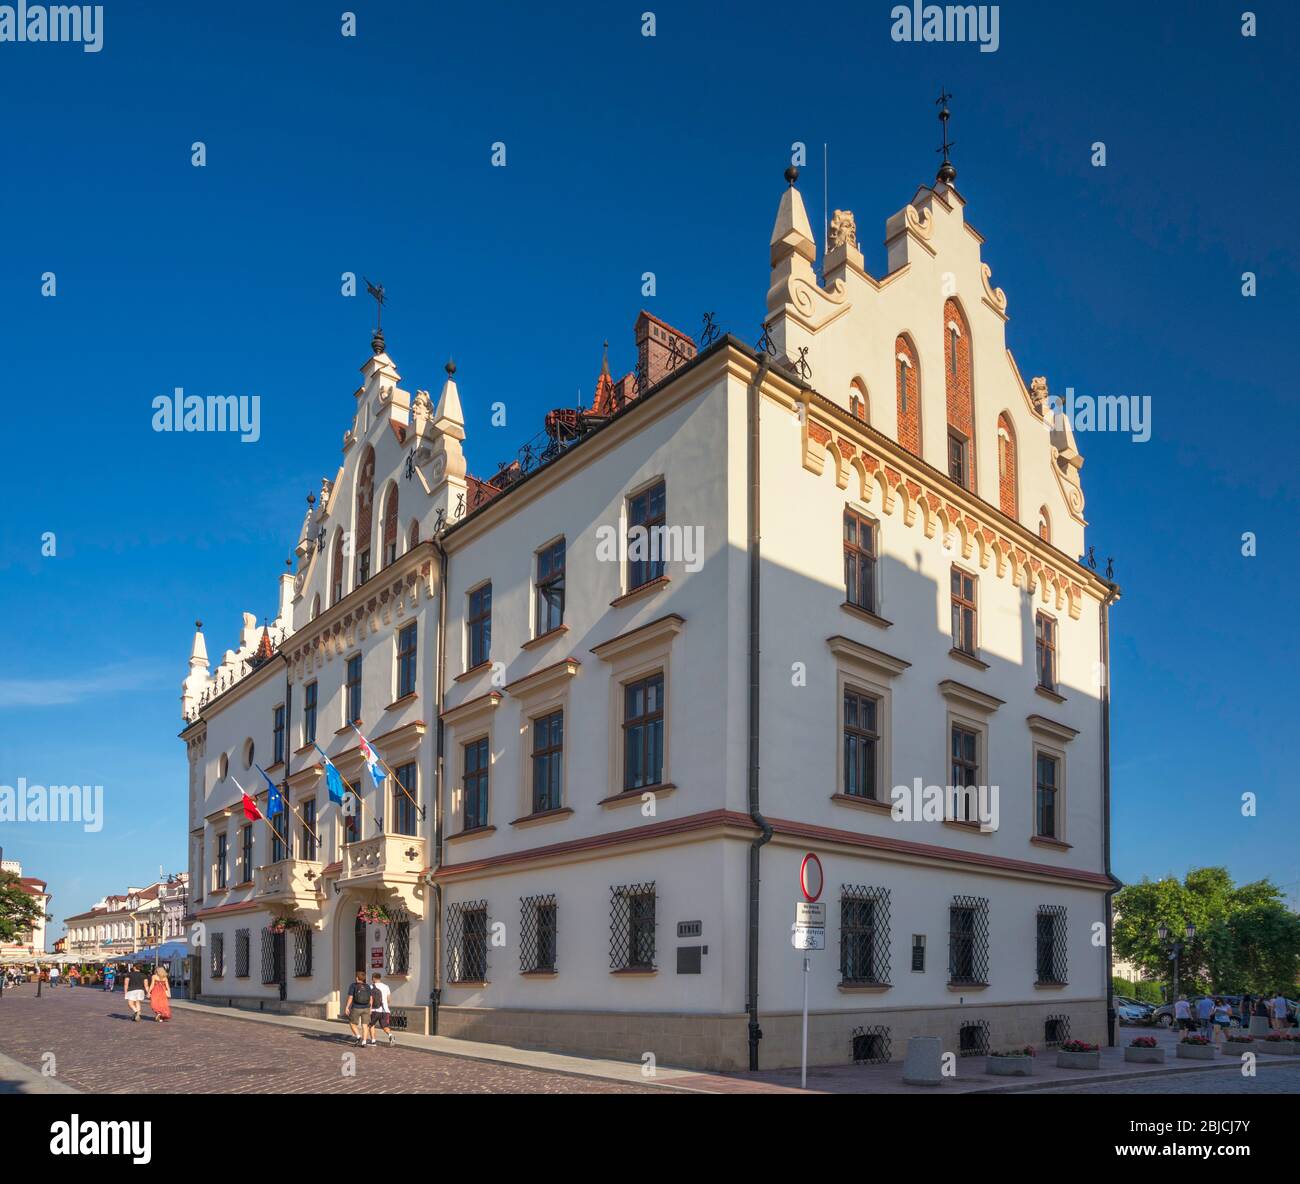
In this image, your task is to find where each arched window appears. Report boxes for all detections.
[943,300,974,491]
[849,377,868,423]
[408,519,420,551]
[382,485,399,568]
[996,413,1018,519]
[331,530,345,605]
[895,335,921,456]
[311,593,321,621]
[1038,507,1051,544]
[354,446,375,586]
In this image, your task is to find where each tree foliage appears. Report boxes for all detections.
[0,870,49,942]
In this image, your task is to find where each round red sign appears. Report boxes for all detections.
[799,852,824,902]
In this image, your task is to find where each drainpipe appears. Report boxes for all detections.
[429,534,449,1034]
[746,352,774,1070]
[1100,580,1121,1046]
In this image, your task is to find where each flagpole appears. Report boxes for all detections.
[231,775,291,855]
[353,724,423,819]
[314,745,383,835]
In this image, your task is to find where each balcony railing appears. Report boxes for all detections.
[253,858,326,913]
[337,833,427,915]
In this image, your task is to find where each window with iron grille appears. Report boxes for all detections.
[843,509,877,614]
[261,927,285,985]
[1036,905,1068,985]
[397,622,418,699]
[950,567,977,654]
[1044,1015,1070,1047]
[216,833,228,890]
[1035,613,1057,691]
[462,738,489,830]
[950,724,979,822]
[273,704,286,765]
[1035,753,1060,839]
[843,689,879,800]
[851,1025,891,1065]
[345,654,362,725]
[239,824,253,883]
[622,673,664,791]
[531,711,563,813]
[610,882,656,971]
[446,900,488,983]
[535,539,566,635]
[303,681,318,745]
[911,933,926,973]
[299,797,318,858]
[948,895,989,986]
[293,926,313,977]
[520,894,558,973]
[391,762,418,836]
[839,885,891,985]
[235,928,250,977]
[467,584,492,668]
[958,1020,989,1057]
[627,480,666,589]
[386,911,411,975]
[210,932,225,977]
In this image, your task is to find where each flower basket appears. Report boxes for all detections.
[357,904,394,926]
[986,1046,1035,1076]
[1056,1039,1101,1070]
[1125,1038,1166,1064]
[1177,1037,1217,1061]
[268,913,307,935]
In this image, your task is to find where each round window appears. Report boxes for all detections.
[244,739,255,769]
[218,753,229,781]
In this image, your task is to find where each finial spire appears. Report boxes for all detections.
[365,277,388,354]
[935,88,956,184]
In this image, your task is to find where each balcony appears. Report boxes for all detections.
[337,833,427,916]
[253,858,326,920]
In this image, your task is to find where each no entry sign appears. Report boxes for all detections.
[799,852,823,902]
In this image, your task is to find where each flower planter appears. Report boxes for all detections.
[1056,1049,1102,1069]
[1124,1046,1166,1064]
[1260,1041,1299,1056]
[1176,1042,1216,1060]
[986,1055,1034,1077]
[1223,1042,1256,1056]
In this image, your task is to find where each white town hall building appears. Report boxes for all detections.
[179,155,1119,1071]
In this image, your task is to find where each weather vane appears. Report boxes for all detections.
[936,88,956,184]
[364,277,388,352]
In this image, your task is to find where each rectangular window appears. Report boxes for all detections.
[627,479,666,590]
[840,886,890,985]
[535,539,566,635]
[843,509,877,614]
[950,724,979,822]
[235,929,250,977]
[344,793,360,845]
[447,901,488,983]
[463,738,489,830]
[467,584,492,669]
[622,673,664,791]
[950,567,977,655]
[300,798,318,858]
[216,833,228,890]
[273,704,286,766]
[271,796,288,863]
[1036,753,1059,839]
[521,894,558,974]
[345,654,362,725]
[610,882,656,971]
[303,681,318,745]
[392,762,418,836]
[897,361,908,413]
[949,326,959,377]
[397,622,418,699]
[1035,613,1057,691]
[239,825,253,883]
[531,710,564,813]
[386,915,411,974]
[357,548,371,586]
[948,897,989,986]
[911,934,926,973]
[843,689,879,800]
[293,927,313,977]
[210,932,225,977]
[947,430,968,488]
[1036,906,1068,985]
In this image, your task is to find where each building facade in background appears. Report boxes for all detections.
[1,859,50,957]
[179,163,1117,1068]
[62,874,188,960]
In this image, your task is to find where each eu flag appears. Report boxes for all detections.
[255,764,283,816]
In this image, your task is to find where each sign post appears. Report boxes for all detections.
[791,853,824,1090]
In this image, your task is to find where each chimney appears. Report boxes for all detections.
[634,311,697,391]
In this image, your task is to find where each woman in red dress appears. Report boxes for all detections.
[146,964,172,1022]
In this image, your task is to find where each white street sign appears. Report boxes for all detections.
[796,902,825,927]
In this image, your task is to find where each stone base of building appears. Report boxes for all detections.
[435,998,1107,1073]
[197,993,329,1021]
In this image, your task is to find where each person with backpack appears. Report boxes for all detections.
[343,971,372,1047]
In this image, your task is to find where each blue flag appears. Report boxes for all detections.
[313,744,346,806]
[255,764,283,817]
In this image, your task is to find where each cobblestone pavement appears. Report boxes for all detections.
[1034,1063,1300,1094]
[0,987,671,1094]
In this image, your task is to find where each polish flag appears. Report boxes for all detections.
[241,792,263,822]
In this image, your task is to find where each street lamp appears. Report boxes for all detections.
[1158,922,1196,1002]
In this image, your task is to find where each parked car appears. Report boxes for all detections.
[1115,996,1156,1023]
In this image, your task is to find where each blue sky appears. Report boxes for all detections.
[0,2,1295,934]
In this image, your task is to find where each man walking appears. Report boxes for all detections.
[343,971,372,1046]
[104,964,116,993]
[367,972,394,1047]
[122,963,148,1022]
[1272,990,1290,1032]
[1195,993,1214,1038]
[48,963,60,989]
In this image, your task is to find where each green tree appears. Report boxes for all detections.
[0,870,49,942]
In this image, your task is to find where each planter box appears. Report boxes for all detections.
[1176,1042,1217,1060]
[1125,1046,1166,1064]
[986,1055,1034,1077]
[1223,1042,1256,1056]
[1056,1050,1102,1070]
[1259,1041,1299,1056]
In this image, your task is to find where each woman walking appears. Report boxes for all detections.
[122,963,148,1022]
[1212,996,1231,1044]
[147,964,173,1023]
